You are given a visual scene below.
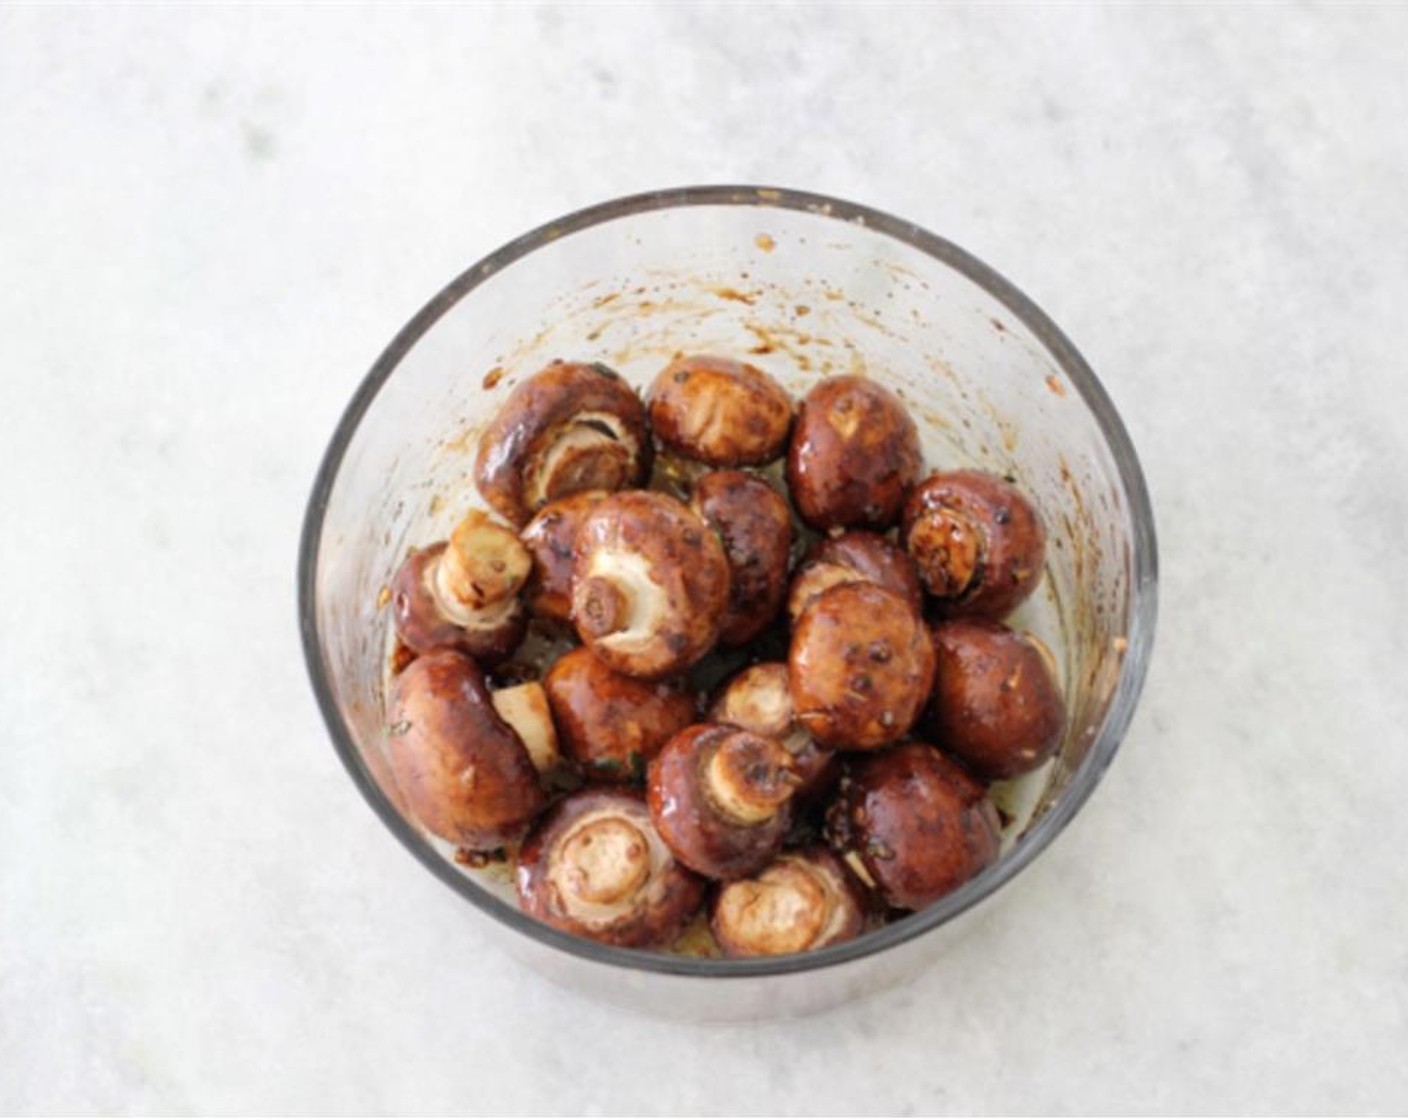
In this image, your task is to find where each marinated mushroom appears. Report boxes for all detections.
[520,490,608,624]
[543,646,697,783]
[392,509,531,665]
[647,724,798,880]
[474,360,651,526]
[690,471,793,647]
[386,649,546,850]
[570,490,730,680]
[927,619,1065,780]
[710,847,866,958]
[786,376,922,531]
[786,530,924,624]
[826,741,1000,911]
[647,354,794,466]
[707,662,839,808]
[901,470,1046,619]
[790,583,935,751]
[517,789,706,948]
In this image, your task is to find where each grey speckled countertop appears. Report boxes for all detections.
[3,5,1406,1114]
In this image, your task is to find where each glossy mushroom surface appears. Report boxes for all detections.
[517,789,706,948]
[927,619,1065,780]
[690,471,793,647]
[520,490,608,624]
[647,724,797,880]
[710,847,866,958]
[786,376,922,531]
[826,741,1000,911]
[647,354,794,466]
[570,490,730,680]
[901,470,1046,619]
[786,530,924,624]
[790,582,935,751]
[386,649,546,850]
[707,662,839,808]
[474,361,651,526]
[543,646,697,783]
[391,522,529,665]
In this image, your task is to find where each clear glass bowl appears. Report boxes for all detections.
[298,186,1158,1020]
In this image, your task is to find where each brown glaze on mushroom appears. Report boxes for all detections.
[789,583,935,751]
[543,646,697,784]
[707,662,840,808]
[647,724,798,880]
[648,354,794,467]
[710,846,866,957]
[392,508,532,664]
[927,619,1065,780]
[786,376,922,531]
[826,742,1000,911]
[690,471,793,648]
[520,490,608,624]
[570,490,730,680]
[474,361,651,526]
[786,530,924,624]
[386,649,546,850]
[517,789,706,947]
[901,470,1046,619]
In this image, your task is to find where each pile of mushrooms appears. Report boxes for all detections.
[383,354,1065,958]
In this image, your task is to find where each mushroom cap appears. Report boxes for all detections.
[927,619,1065,780]
[570,490,730,680]
[520,490,609,624]
[648,354,794,466]
[543,646,697,783]
[707,662,840,808]
[647,723,796,881]
[391,543,527,664]
[475,361,651,526]
[827,741,1000,911]
[901,470,1046,619]
[790,582,935,750]
[710,846,867,957]
[386,649,545,849]
[787,530,924,624]
[690,471,793,647]
[786,376,922,530]
[517,789,706,948]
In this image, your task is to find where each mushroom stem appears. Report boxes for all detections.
[559,817,652,905]
[704,734,797,824]
[489,681,560,776]
[907,506,981,599]
[434,510,532,612]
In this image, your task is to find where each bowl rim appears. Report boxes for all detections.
[298,184,1159,979]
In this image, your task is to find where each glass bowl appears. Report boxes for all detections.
[298,186,1158,1020]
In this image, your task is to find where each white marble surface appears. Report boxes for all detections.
[3,4,1407,1113]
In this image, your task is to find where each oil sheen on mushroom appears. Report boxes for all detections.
[786,530,924,624]
[647,354,794,467]
[901,470,1046,619]
[787,376,922,531]
[690,471,793,648]
[790,582,935,751]
[391,509,532,665]
[570,490,730,680]
[543,646,697,783]
[825,741,1000,911]
[647,723,798,881]
[707,662,840,808]
[517,789,705,947]
[386,649,546,850]
[710,846,867,958]
[927,618,1065,780]
[474,360,651,526]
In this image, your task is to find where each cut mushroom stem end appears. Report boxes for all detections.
[705,734,798,824]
